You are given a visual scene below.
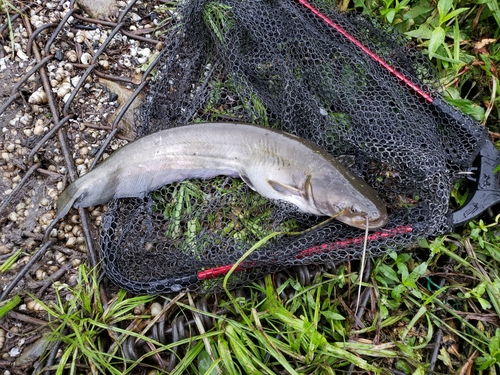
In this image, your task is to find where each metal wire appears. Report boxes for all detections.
[0,241,53,302]
[26,24,58,57]
[0,163,40,216]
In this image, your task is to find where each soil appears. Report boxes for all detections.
[0,1,170,371]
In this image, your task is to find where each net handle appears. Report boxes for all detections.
[197,224,413,280]
[296,0,433,102]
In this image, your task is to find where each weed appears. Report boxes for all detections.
[203,2,235,47]
[0,248,22,273]
[0,295,20,319]
[0,0,21,58]
[31,265,166,374]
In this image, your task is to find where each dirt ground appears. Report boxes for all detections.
[0,1,165,371]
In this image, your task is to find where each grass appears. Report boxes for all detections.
[31,265,158,374]
[0,0,21,58]
[1,0,499,373]
[8,217,499,373]
[368,0,500,128]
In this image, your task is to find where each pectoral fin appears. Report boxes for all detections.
[269,175,316,201]
[302,175,314,204]
[268,179,302,197]
[240,173,256,191]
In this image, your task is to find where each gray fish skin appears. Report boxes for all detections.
[56,123,388,229]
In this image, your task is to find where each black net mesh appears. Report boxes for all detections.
[100,0,487,294]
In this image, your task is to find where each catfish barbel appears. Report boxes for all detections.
[55,122,388,229]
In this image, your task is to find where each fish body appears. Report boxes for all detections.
[56,122,388,229]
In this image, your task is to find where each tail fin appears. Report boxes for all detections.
[44,182,78,240]
[54,182,79,223]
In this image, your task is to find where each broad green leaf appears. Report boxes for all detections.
[380,305,389,319]
[405,25,433,39]
[403,5,433,20]
[476,354,496,371]
[490,329,500,354]
[411,365,427,375]
[397,253,411,264]
[396,262,409,282]
[477,297,492,310]
[406,263,428,284]
[445,99,486,121]
[399,0,411,8]
[441,8,469,24]
[391,284,405,302]
[376,264,400,284]
[437,0,453,23]
[321,311,346,320]
[428,27,446,59]
[385,8,396,23]
[353,0,366,9]
[417,238,429,248]
[198,350,219,375]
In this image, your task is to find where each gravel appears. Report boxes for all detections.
[0,0,174,368]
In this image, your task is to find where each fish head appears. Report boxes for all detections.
[308,174,388,230]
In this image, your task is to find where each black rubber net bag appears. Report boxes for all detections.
[99,0,488,294]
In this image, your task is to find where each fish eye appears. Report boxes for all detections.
[350,206,358,214]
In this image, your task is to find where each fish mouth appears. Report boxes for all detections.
[367,215,389,229]
[342,213,388,230]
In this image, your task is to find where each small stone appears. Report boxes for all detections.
[65,237,77,248]
[33,125,44,135]
[71,75,81,87]
[35,269,47,280]
[80,53,92,65]
[150,302,163,316]
[26,300,45,311]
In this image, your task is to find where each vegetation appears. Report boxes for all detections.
[371,0,500,129]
